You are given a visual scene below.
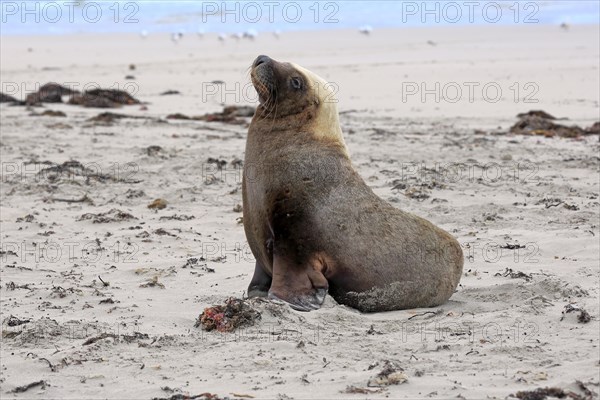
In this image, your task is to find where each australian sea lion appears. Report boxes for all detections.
[242,55,463,312]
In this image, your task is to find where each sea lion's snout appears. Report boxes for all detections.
[253,54,271,67]
[251,55,276,105]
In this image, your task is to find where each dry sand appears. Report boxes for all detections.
[1,25,599,399]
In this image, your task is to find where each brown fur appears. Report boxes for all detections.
[243,55,463,312]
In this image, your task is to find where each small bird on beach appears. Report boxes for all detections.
[171,31,184,44]
[359,25,373,35]
[244,29,258,40]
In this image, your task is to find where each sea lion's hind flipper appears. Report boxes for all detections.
[336,281,440,313]
[268,251,329,312]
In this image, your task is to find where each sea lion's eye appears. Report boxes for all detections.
[290,77,303,90]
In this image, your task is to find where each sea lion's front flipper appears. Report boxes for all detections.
[247,261,272,298]
[268,250,329,312]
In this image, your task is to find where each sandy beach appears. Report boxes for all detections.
[1,24,599,399]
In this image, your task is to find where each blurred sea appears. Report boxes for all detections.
[1,0,599,36]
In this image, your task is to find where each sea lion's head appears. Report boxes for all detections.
[250,55,345,147]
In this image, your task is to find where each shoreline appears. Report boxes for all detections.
[2,23,599,39]
[1,20,598,37]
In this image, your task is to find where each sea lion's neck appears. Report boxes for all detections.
[250,106,349,158]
